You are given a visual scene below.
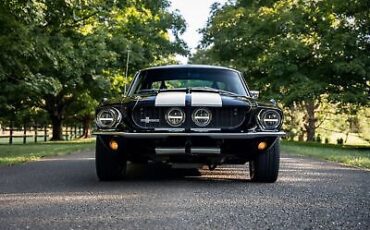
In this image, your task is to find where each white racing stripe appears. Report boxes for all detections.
[155,92,186,107]
[191,92,222,107]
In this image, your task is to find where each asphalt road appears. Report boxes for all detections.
[0,150,369,230]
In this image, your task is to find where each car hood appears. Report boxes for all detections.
[107,91,253,109]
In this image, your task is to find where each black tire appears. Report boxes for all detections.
[95,136,127,181]
[249,141,280,183]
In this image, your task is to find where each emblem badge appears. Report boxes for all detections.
[140,117,160,124]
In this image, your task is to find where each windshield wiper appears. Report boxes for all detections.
[137,87,241,97]
[189,87,241,96]
[136,89,158,94]
[136,88,188,95]
[158,88,187,92]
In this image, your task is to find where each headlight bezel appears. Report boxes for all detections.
[257,109,282,131]
[165,107,186,127]
[192,108,212,127]
[96,107,122,129]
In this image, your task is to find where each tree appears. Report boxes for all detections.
[65,92,99,138]
[0,0,188,140]
[189,49,220,65]
[0,2,39,120]
[199,0,369,141]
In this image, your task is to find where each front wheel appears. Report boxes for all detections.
[249,141,280,183]
[96,136,127,181]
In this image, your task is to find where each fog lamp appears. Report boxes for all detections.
[258,141,267,151]
[109,140,119,151]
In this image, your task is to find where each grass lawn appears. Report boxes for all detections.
[281,141,370,170]
[0,138,95,166]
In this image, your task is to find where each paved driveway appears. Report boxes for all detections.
[0,151,369,229]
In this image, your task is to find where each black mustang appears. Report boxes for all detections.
[93,65,285,182]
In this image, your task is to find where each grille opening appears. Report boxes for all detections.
[132,106,246,130]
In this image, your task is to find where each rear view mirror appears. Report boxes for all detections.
[250,90,259,99]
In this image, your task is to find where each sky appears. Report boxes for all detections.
[169,0,228,64]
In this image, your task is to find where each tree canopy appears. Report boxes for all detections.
[0,0,188,140]
[0,0,369,143]
[194,0,369,141]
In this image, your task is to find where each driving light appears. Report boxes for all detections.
[192,108,212,127]
[165,108,185,127]
[257,109,282,130]
[96,108,122,129]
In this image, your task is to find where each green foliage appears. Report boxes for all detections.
[282,141,370,169]
[200,0,369,104]
[199,0,370,142]
[0,0,188,139]
[65,92,98,123]
[0,140,94,165]
[282,98,370,144]
[189,49,220,65]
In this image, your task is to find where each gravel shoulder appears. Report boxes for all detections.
[0,150,369,230]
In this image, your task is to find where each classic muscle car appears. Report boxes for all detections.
[93,65,285,182]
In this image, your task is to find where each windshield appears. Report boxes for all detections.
[129,68,248,96]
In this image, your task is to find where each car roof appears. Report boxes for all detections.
[142,64,240,73]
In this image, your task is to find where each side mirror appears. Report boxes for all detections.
[250,90,259,99]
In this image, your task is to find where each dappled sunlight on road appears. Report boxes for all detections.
[0,151,369,229]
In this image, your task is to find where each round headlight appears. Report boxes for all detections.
[165,108,185,127]
[96,108,122,129]
[192,108,212,127]
[258,109,281,130]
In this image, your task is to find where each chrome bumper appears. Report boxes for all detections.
[155,147,221,155]
[92,131,285,139]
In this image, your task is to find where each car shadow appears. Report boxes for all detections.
[0,156,251,195]
[119,162,250,183]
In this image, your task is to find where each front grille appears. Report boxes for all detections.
[132,106,246,130]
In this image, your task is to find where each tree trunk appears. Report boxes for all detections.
[50,113,63,141]
[304,100,317,142]
[45,94,69,141]
[298,127,305,142]
[82,116,92,138]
